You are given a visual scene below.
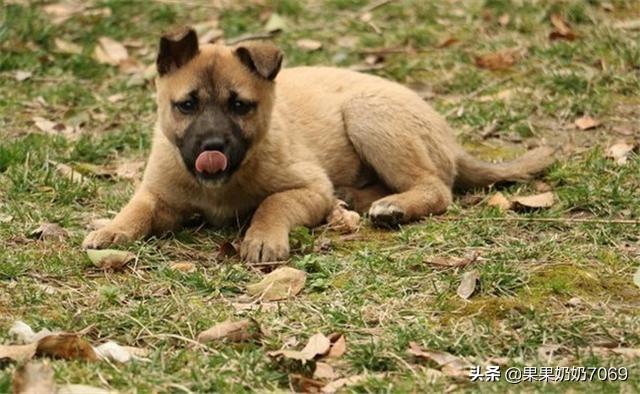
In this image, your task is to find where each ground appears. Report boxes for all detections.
[1,0,639,392]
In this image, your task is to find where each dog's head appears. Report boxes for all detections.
[154,26,283,185]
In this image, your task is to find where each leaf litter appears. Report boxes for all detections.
[246,266,306,301]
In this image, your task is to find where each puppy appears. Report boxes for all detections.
[83,27,555,262]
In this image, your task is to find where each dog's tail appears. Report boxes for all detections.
[454,146,557,189]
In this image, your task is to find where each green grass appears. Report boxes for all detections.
[1,0,640,392]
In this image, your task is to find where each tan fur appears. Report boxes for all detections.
[83,39,555,262]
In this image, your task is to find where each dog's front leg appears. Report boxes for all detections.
[241,186,333,263]
[83,187,181,249]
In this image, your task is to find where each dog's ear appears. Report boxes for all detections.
[235,41,283,81]
[157,26,199,76]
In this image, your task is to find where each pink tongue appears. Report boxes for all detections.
[195,151,228,174]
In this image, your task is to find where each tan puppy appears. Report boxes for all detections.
[83,27,554,262]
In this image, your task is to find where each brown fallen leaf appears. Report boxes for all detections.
[474,49,521,70]
[290,374,325,393]
[486,192,512,210]
[313,236,332,253]
[321,373,384,393]
[606,142,635,165]
[55,162,87,184]
[574,115,601,130]
[549,13,577,41]
[327,200,360,233]
[87,249,135,270]
[511,192,555,210]
[314,362,337,380]
[12,362,56,394]
[42,3,85,24]
[533,180,552,193]
[456,270,480,299]
[407,342,471,370]
[93,341,149,363]
[118,58,143,74]
[326,333,346,358]
[15,70,32,82]
[268,333,331,361]
[197,319,259,343]
[436,36,459,48]
[33,117,74,137]
[246,266,306,301]
[57,384,112,394]
[296,39,322,51]
[169,262,196,273]
[0,343,37,363]
[30,223,68,241]
[498,13,510,26]
[613,19,640,30]
[94,37,129,66]
[36,334,98,361]
[426,252,479,268]
[216,241,238,260]
[54,38,82,55]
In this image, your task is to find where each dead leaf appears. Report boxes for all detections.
[55,162,87,183]
[216,241,238,260]
[246,266,306,301]
[407,342,471,370]
[88,218,110,230]
[313,237,332,253]
[94,37,129,66]
[57,384,112,394]
[9,321,53,345]
[474,49,521,70]
[314,362,337,380]
[487,192,512,210]
[327,333,346,358]
[456,270,479,299]
[511,192,555,210]
[574,115,601,130]
[33,117,74,137]
[426,252,479,268]
[30,223,68,241]
[613,19,640,30]
[107,93,124,103]
[93,341,148,363]
[197,319,258,343]
[327,200,360,233]
[169,262,196,273]
[15,70,32,81]
[42,3,85,24]
[498,13,510,26]
[436,37,459,48]
[634,266,640,289]
[87,249,135,270]
[115,160,145,180]
[12,362,56,394]
[0,343,37,363]
[364,54,384,65]
[336,36,358,48]
[264,13,287,33]
[606,142,635,165]
[321,374,384,393]
[54,38,82,55]
[36,334,98,361]
[296,39,322,51]
[550,13,577,40]
[118,58,143,74]
[533,180,552,193]
[268,333,331,361]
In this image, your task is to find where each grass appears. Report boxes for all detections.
[1,0,639,392]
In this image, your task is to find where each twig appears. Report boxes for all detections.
[433,216,640,225]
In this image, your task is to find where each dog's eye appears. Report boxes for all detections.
[229,98,253,116]
[175,98,198,114]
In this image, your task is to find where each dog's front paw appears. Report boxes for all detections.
[82,227,133,249]
[240,229,290,263]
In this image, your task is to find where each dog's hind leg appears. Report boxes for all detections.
[335,183,391,213]
[342,94,455,226]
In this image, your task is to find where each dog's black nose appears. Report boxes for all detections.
[201,137,226,152]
